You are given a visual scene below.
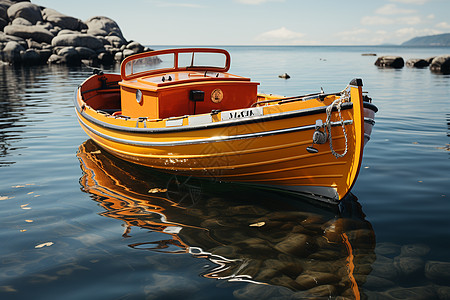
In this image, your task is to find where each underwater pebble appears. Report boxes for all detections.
[274,233,316,257]
[400,244,431,257]
[375,242,401,257]
[425,261,450,285]
[361,274,395,290]
[393,255,425,278]
[382,285,437,300]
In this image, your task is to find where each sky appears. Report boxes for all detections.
[33,0,450,45]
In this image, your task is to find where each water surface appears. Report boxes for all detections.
[1,46,449,299]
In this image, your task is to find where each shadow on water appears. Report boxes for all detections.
[77,139,376,299]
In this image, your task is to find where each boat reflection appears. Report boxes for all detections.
[77,139,376,299]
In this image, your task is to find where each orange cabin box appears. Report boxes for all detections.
[118,71,259,119]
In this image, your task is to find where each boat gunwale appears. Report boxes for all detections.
[74,87,377,135]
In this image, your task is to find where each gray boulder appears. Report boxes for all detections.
[36,48,52,63]
[0,31,23,42]
[430,55,450,74]
[75,46,97,59]
[7,2,42,24]
[97,51,113,65]
[57,29,79,36]
[375,56,404,68]
[11,16,31,25]
[1,40,25,63]
[85,16,125,39]
[42,8,86,31]
[105,35,126,47]
[126,41,144,54]
[406,58,429,68]
[0,16,7,30]
[4,24,54,43]
[20,48,41,65]
[51,33,104,50]
[48,46,81,66]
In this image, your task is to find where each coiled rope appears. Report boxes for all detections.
[326,88,350,158]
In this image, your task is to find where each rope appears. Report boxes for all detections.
[326,89,350,158]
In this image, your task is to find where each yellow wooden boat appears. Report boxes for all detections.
[75,48,377,203]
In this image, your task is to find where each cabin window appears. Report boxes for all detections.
[124,53,173,78]
[178,52,227,70]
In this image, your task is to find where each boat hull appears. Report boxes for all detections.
[75,75,376,203]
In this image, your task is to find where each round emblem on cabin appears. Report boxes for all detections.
[211,89,223,103]
[136,89,143,104]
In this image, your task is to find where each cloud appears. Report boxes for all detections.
[234,0,284,4]
[254,27,314,45]
[394,27,442,41]
[376,4,416,15]
[361,16,395,26]
[390,0,430,4]
[436,22,450,29]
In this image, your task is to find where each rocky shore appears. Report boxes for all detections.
[0,0,149,66]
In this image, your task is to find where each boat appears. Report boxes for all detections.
[74,48,378,203]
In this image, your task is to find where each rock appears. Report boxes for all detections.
[51,33,104,50]
[114,51,123,62]
[393,255,425,278]
[42,8,85,31]
[430,55,450,74]
[126,41,144,54]
[274,233,316,257]
[0,31,23,42]
[122,48,135,58]
[0,16,7,31]
[436,285,450,300]
[400,244,430,257]
[7,2,42,24]
[370,257,399,281]
[75,46,97,59]
[305,284,336,298]
[4,24,54,43]
[97,51,113,65]
[383,286,437,300]
[425,261,450,284]
[362,275,395,290]
[11,16,31,26]
[56,46,81,66]
[375,56,404,68]
[295,271,339,290]
[278,72,290,79]
[85,16,126,40]
[406,58,429,68]
[57,29,79,36]
[20,48,41,65]
[425,56,436,64]
[375,243,401,257]
[36,48,52,63]
[105,35,126,48]
[1,40,25,63]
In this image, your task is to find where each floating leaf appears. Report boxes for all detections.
[20,229,27,232]
[249,222,265,227]
[27,192,35,195]
[0,196,13,201]
[35,242,54,249]
[12,185,25,188]
[34,195,40,198]
[148,188,168,193]
[25,220,33,223]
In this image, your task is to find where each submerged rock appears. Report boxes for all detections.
[406,58,430,68]
[425,261,450,284]
[375,56,404,68]
[430,55,450,74]
[278,72,290,79]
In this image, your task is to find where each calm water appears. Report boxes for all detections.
[1,46,449,299]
